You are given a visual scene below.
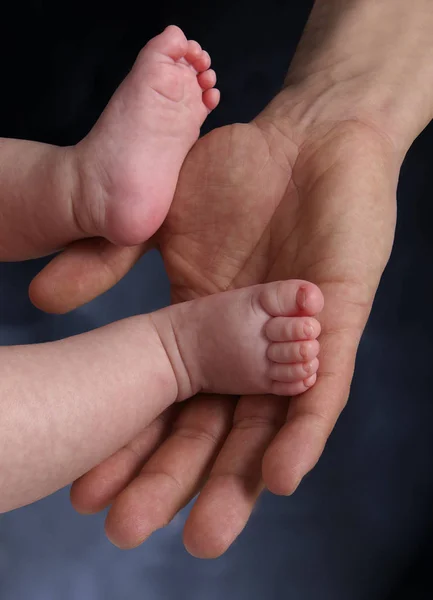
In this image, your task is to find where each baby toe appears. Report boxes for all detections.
[185,40,203,66]
[267,340,319,364]
[198,69,217,90]
[265,316,321,342]
[193,50,212,73]
[271,374,317,397]
[269,357,319,383]
[202,88,220,111]
[259,280,324,318]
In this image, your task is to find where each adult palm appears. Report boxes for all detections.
[31,105,398,557]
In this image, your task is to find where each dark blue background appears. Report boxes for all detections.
[1,3,432,598]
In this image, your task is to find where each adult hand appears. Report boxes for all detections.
[30,115,399,556]
[29,0,433,557]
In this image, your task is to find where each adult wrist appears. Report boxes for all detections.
[259,0,433,157]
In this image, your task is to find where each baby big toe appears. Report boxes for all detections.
[148,25,188,61]
[259,280,324,318]
[269,357,319,383]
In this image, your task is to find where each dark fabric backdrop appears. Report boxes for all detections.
[1,2,433,598]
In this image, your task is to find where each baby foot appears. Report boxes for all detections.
[75,25,219,245]
[153,280,324,400]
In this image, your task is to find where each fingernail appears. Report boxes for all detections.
[290,477,302,495]
[297,286,307,310]
[303,323,314,338]
[304,374,317,387]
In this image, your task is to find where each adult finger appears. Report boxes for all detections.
[103,395,235,549]
[29,238,150,313]
[70,407,177,514]
[182,395,289,558]
[262,325,361,495]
